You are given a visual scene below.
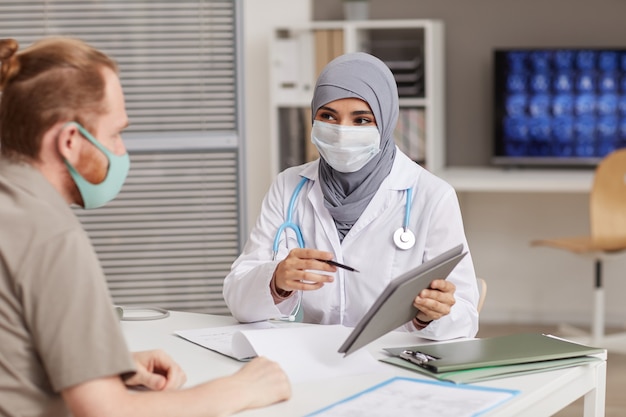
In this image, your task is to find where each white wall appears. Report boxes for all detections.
[242,1,626,329]
[460,192,626,327]
[242,0,311,231]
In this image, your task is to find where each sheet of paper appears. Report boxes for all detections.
[234,324,385,383]
[176,323,385,383]
[305,377,520,417]
[174,322,276,360]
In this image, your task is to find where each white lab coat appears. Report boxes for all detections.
[223,150,479,340]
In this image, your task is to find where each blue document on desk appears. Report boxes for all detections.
[305,376,520,417]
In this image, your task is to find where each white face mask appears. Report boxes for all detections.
[311,120,381,173]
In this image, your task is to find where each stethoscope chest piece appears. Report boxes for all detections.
[393,227,416,250]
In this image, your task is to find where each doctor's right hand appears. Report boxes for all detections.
[272,248,336,294]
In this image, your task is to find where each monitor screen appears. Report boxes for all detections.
[493,48,626,167]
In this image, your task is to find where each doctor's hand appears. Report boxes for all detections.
[272,248,336,294]
[412,279,456,325]
[125,350,187,391]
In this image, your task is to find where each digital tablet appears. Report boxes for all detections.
[338,244,467,356]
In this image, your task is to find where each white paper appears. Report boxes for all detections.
[236,325,384,383]
[175,323,384,383]
[306,377,519,417]
[175,322,276,360]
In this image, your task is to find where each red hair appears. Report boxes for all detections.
[0,37,118,161]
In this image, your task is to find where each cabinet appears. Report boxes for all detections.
[268,19,445,176]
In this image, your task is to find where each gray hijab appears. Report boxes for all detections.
[311,52,399,241]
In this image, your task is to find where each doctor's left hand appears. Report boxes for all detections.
[412,279,456,323]
[124,350,187,391]
[272,248,336,294]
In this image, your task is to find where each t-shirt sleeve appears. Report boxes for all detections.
[19,228,136,392]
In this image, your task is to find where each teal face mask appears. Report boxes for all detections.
[63,122,130,209]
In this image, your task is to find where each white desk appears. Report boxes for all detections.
[122,311,607,417]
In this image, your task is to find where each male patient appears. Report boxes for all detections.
[0,37,290,416]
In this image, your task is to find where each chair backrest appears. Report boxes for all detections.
[590,148,626,249]
[477,278,487,313]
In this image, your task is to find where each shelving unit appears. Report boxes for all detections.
[439,166,594,193]
[268,18,595,194]
[268,19,444,176]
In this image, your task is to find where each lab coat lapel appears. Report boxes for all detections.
[342,152,417,243]
[342,183,392,242]
[307,179,343,253]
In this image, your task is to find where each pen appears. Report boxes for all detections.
[316,259,360,273]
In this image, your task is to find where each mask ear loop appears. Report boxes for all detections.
[279,292,302,322]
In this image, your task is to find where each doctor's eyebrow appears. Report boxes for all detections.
[317,105,337,114]
[316,106,373,116]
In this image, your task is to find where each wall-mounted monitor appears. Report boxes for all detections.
[493,48,626,167]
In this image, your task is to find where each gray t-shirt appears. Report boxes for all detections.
[0,158,136,416]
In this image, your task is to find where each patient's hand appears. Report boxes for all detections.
[125,350,187,390]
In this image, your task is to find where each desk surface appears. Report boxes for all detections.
[122,311,606,417]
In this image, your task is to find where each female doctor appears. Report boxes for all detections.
[223,52,479,340]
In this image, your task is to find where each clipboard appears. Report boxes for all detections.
[383,333,605,375]
[338,244,467,356]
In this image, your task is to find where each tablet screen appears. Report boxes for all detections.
[338,244,466,356]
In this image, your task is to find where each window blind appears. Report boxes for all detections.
[0,0,237,133]
[77,152,239,314]
[0,0,245,314]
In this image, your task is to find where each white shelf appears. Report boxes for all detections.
[438,166,594,193]
[269,19,596,195]
[269,19,444,175]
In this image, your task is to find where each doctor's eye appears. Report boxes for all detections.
[353,116,375,125]
[316,111,337,122]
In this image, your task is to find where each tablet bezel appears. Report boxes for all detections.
[338,244,467,356]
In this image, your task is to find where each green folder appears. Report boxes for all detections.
[382,333,605,384]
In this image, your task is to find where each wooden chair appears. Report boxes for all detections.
[477,278,488,314]
[531,148,626,346]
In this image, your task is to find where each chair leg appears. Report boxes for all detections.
[592,260,604,345]
[560,258,626,351]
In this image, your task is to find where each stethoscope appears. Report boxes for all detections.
[270,176,415,322]
[271,176,416,261]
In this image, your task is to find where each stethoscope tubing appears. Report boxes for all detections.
[272,176,308,259]
[273,177,414,255]
[403,187,412,231]
[270,176,414,321]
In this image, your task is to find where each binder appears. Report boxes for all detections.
[338,244,466,356]
[382,333,605,384]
